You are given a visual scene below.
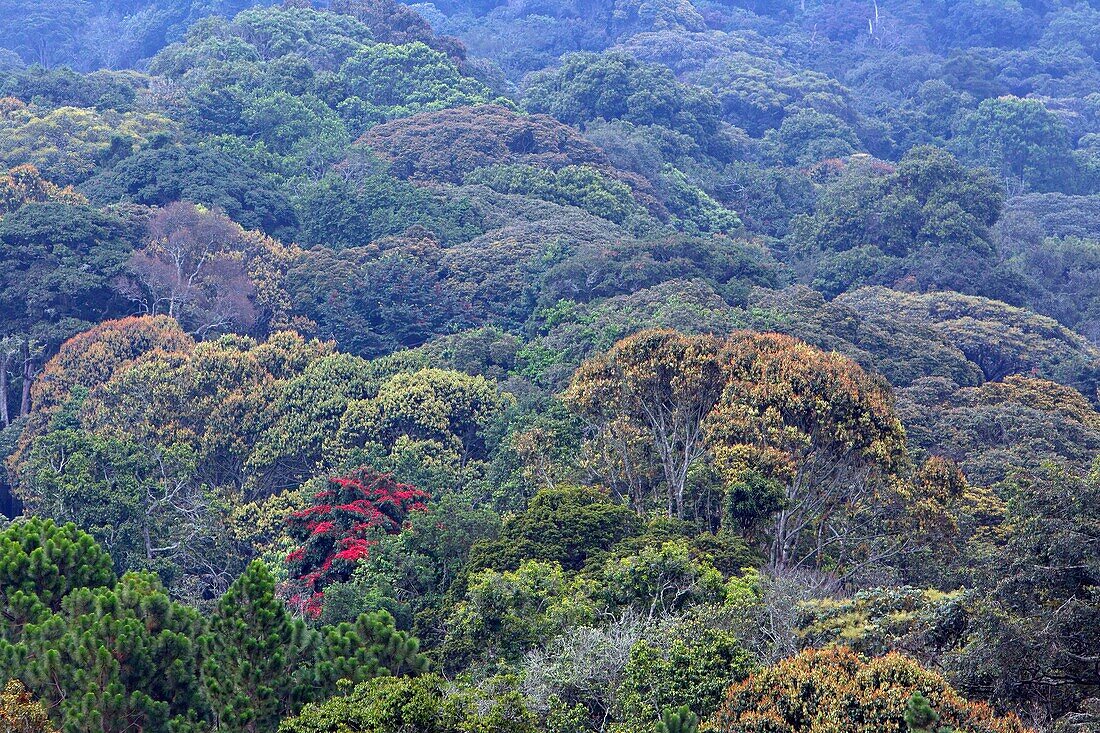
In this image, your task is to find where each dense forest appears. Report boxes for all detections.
[0,0,1097,732]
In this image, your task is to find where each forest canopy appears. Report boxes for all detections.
[0,1,1097,733]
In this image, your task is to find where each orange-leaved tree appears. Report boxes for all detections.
[706,332,909,573]
[564,329,726,517]
[706,647,1029,733]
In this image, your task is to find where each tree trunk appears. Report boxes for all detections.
[0,353,9,428]
[19,349,35,417]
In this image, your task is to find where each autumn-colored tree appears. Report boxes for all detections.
[75,331,331,495]
[11,314,192,458]
[25,315,193,420]
[706,332,909,573]
[0,164,85,218]
[565,329,726,517]
[0,679,58,733]
[708,647,1029,733]
[285,468,428,618]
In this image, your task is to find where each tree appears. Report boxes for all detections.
[598,540,724,619]
[294,165,480,250]
[708,647,1028,733]
[279,673,538,733]
[0,164,84,217]
[657,706,699,733]
[468,485,640,573]
[336,368,512,469]
[954,97,1079,193]
[707,332,909,573]
[1,572,207,733]
[81,143,298,240]
[334,41,500,126]
[0,679,57,733]
[0,518,114,643]
[443,560,595,670]
[565,329,727,517]
[247,353,383,495]
[26,315,193,418]
[618,608,754,729]
[789,148,1003,296]
[359,104,611,184]
[0,0,91,68]
[15,433,234,601]
[898,375,1100,486]
[951,460,1100,725]
[285,468,428,618]
[523,51,726,157]
[116,202,258,337]
[834,287,1099,394]
[764,109,860,166]
[906,692,950,733]
[0,103,174,185]
[0,202,136,347]
[200,560,310,733]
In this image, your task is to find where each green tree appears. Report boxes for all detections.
[523,51,726,157]
[0,518,113,643]
[906,692,951,733]
[619,608,753,730]
[468,485,639,573]
[0,202,135,347]
[199,560,312,733]
[1,572,207,733]
[443,560,595,670]
[954,97,1079,193]
[657,706,698,733]
[279,673,537,733]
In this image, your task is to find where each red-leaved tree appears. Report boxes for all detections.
[285,467,427,618]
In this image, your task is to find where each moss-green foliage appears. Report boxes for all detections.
[279,673,539,733]
[466,164,650,227]
[468,486,641,573]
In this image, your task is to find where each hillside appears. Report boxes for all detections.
[0,2,1096,733]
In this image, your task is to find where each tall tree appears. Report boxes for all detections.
[116,202,257,337]
[565,329,726,517]
[706,332,909,573]
[200,560,312,733]
[1,572,207,733]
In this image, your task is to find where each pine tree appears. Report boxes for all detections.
[906,692,953,733]
[199,561,312,733]
[311,610,429,695]
[4,572,206,733]
[0,518,114,643]
[657,706,699,733]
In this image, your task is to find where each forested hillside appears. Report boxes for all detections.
[0,1,1097,732]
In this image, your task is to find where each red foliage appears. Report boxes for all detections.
[284,467,427,617]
